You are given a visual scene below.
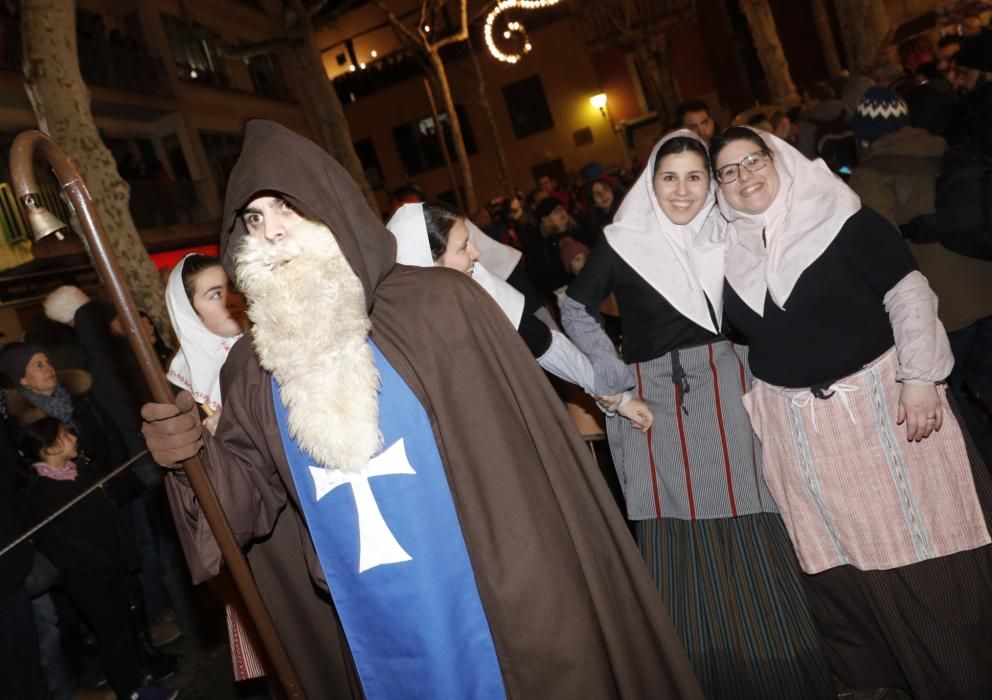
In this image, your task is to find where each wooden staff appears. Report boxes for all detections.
[9,130,303,698]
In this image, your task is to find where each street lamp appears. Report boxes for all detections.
[9,130,304,699]
[589,91,631,170]
[590,91,608,116]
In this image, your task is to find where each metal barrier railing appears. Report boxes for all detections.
[0,450,150,559]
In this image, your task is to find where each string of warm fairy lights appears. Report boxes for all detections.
[483,0,562,64]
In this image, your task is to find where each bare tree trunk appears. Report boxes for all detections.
[833,0,891,75]
[809,0,843,78]
[427,50,477,212]
[285,1,379,216]
[738,0,799,105]
[21,0,169,334]
[633,45,670,123]
[468,40,513,195]
[648,34,681,122]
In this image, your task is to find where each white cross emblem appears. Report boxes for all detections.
[309,439,416,573]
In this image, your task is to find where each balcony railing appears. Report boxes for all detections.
[0,19,171,96]
[0,177,206,256]
[78,38,172,96]
[125,178,204,228]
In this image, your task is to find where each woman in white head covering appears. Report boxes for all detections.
[165,253,247,425]
[560,129,834,698]
[165,253,270,680]
[712,125,992,698]
[385,201,651,429]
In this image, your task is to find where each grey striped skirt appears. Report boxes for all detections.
[613,341,833,698]
[607,340,774,520]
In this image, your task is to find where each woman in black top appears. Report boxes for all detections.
[712,125,992,699]
[562,130,833,698]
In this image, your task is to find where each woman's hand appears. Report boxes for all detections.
[897,383,943,441]
[596,393,624,412]
[619,398,653,433]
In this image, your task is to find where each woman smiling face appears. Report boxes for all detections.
[713,138,780,215]
[652,150,710,225]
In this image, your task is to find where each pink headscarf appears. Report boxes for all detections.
[716,129,861,316]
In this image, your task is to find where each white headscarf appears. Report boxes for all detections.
[604,129,727,333]
[466,219,521,280]
[385,203,525,328]
[166,254,243,412]
[716,129,862,316]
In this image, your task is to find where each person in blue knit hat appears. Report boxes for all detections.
[850,85,992,469]
[851,86,909,143]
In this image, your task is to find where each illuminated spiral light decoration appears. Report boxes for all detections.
[484,0,562,64]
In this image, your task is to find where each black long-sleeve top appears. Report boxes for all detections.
[723,207,917,388]
[567,241,716,363]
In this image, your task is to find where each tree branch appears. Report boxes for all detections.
[427,0,468,50]
[372,0,424,48]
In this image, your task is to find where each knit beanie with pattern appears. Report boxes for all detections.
[852,86,909,143]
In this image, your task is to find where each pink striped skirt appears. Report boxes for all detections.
[742,347,990,574]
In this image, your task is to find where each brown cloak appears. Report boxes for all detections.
[167,120,701,699]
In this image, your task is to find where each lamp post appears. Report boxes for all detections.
[589,91,630,171]
[9,130,304,699]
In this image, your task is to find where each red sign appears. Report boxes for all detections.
[150,245,220,271]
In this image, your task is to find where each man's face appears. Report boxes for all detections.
[937,42,961,75]
[241,196,304,242]
[538,176,556,193]
[547,205,569,233]
[681,109,714,142]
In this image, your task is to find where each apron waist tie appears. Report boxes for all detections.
[791,383,859,433]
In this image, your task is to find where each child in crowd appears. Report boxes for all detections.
[18,416,178,700]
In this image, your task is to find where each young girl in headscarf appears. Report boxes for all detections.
[711,125,992,698]
[166,253,246,432]
[165,254,267,680]
[561,129,834,698]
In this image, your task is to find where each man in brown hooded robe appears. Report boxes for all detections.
[142,120,701,699]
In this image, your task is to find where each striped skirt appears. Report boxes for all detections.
[607,340,774,521]
[637,514,835,699]
[800,395,992,699]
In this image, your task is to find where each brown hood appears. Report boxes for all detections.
[219,120,394,312]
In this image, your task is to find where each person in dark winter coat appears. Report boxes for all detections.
[796,82,850,159]
[17,416,177,700]
[0,404,43,700]
[850,87,992,464]
[1,344,127,477]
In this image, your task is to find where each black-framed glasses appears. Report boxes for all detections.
[714,150,770,184]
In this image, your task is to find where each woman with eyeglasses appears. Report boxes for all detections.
[561,130,834,698]
[712,125,992,699]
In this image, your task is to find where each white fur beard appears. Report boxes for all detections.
[235,220,382,473]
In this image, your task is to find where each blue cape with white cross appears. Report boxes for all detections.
[272,340,505,699]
